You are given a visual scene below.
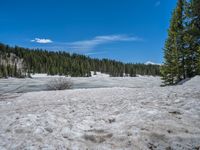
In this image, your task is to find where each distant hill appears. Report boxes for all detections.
[0,43,160,78]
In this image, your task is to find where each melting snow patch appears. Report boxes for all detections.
[0,76,200,149]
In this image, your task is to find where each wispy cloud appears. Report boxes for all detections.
[67,34,142,51]
[29,34,142,52]
[155,1,161,7]
[85,51,107,56]
[31,38,53,44]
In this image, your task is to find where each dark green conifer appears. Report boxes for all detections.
[161,0,185,85]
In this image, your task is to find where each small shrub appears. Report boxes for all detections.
[47,77,73,90]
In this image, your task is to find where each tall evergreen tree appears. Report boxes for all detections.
[161,0,185,85]
[183,0,200,77]
[2,65,8,78]
[197,47,200,74]
[190,0,200,75]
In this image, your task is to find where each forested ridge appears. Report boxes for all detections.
[0,43,160,78]
[161,0,200,85]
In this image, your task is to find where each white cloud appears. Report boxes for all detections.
[67,34,142,51]
[155,1,161,7]
[31,38,53,44]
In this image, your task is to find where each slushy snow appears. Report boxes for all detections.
[0,76,200,149]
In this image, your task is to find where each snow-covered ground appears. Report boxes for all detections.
[30,72,110,78]
[0,76,200,149]
[0,76,161,94]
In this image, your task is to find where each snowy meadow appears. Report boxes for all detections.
[0,75,200,149]
[0,74,161,94]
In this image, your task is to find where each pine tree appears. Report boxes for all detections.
[2,65,8,78]
[161,0,184,85]
[182,0,199,77]
[197,47,200,74]
[14,63,18,77]
[0,65,3,77]
[190,0,200,75]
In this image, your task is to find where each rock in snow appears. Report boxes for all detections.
[0,76,200,149]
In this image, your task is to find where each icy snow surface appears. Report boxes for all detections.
[0,76,161,94]
[0,76,200,149]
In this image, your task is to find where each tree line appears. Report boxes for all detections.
[161,0,200,85]
[0,43,160,78]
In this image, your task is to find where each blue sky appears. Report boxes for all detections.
[0,0,177,63]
